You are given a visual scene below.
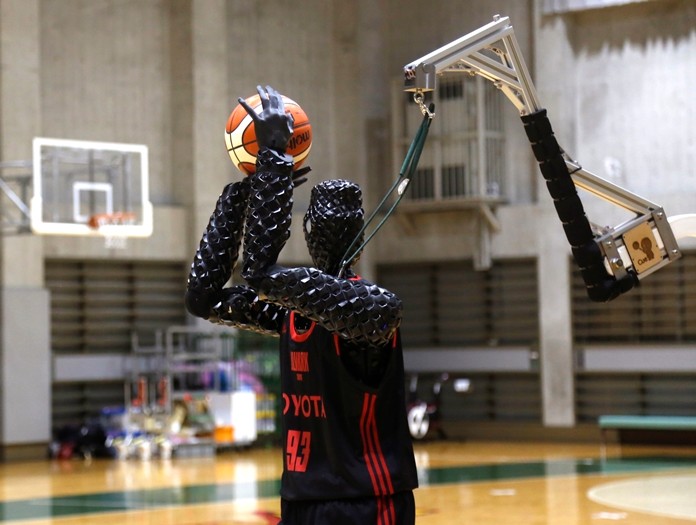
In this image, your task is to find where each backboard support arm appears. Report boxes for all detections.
[404,14,683,302]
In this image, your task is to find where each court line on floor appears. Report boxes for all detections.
[0,455,694,522]
[588,473,696,522]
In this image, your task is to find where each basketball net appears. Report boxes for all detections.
[88,212,135,249]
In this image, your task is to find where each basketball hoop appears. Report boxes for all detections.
[88,212,136,249]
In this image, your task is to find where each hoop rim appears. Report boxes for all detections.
[87,211,137,230]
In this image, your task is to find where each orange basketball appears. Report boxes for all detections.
[225,94,312,175]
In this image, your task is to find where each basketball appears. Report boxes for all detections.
[225,94,312,175]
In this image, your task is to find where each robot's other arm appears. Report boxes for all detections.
[260,267,403,346]
[210,284,286,336]
[186,179,250,319]
[185,178,286,335]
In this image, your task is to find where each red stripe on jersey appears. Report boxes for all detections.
[360,394,381,498]
[366,394,389,495]
[376,497,383,525]
[332,334,341,355]
[368,398,395,496]
[380,495,396,525]
[388,496,396,525]
[360,391,396,524]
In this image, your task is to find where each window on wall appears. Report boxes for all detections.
[572,252,696,343]
[46,259,189,432]
[393,76,505,203]
[52,381,125,432]
[46,259,188,354]
[575,373,696,422]
[377,260,538,348]
[413,371,541,423]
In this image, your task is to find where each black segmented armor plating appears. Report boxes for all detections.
[185,180,248,316]
[186,87,416,523]
[189,179,249,292]
[241,162,295,285]
[303,179,365,274]
[186,147,402,379]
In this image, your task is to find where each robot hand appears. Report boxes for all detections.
[238,85,293,153]
[208,285,286,335]
[185,287,218,319]
[292,166,311,188]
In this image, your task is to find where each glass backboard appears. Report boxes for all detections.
[31,137,152,238]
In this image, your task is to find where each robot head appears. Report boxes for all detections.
[303,179,364,275]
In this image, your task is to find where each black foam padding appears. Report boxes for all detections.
[521,109,636,302]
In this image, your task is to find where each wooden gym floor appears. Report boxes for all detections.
[0,440,695,524]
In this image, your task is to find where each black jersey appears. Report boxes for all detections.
[279,310,419,501]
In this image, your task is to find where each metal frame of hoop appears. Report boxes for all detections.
[88,212,136,249]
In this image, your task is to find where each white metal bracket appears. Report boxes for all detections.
[404,14,683,285]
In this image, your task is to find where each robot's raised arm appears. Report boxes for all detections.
[404,15,683,302]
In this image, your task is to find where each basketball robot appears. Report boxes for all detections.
[186,85,418,525]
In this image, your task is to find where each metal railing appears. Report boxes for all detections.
[0,160,32,233]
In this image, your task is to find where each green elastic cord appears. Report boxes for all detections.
[338,104,434,277]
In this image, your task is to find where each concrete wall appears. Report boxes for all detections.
[0,0,49,451]
[0,0,695,450]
